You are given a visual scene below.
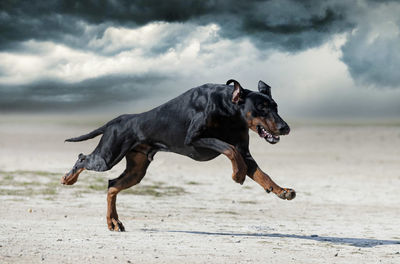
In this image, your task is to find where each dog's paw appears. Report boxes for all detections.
[61,168,83,185]
[277,188,296,200]
[231,162,247,185]
[108,218,125,232]
[232,171,246,185]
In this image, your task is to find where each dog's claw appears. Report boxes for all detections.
[278,188,296,200]
[109,218,125,232]
[265,187,273,193]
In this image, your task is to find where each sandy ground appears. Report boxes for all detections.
[0,114,399,263]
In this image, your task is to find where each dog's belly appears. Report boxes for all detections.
[168,146,220,161]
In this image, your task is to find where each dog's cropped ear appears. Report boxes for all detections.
[258,80,271,97]
[226,79,243,104]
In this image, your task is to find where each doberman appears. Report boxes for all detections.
[62,79,295,231]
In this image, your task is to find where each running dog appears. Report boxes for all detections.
[62,79,295,231]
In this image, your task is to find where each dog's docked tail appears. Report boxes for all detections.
[65,125,105,142]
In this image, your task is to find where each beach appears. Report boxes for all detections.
[0,115,399,263]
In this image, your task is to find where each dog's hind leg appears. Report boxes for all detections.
[106,146,151,231]
[61,152,109,185]
[62,127,137,185]
[61,153,90,185]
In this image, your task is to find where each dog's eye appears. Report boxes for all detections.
[255,104,269,116]
[256,105,268,113]
[270,102,278,111]
[256,104,265,111]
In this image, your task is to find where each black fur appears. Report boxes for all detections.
[66,80,290,176]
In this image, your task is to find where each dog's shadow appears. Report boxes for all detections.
[142,229,400,248]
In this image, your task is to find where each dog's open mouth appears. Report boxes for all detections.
[257,125,280,144]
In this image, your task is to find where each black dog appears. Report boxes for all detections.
[62,79,295,231]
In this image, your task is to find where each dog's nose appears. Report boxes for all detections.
[279,124,290,135]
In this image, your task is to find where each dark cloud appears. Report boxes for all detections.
[0,74,168,112]
[342,35,400,88]
[0,0,353,52]
[340,0,400,88]
[1,0,400,115]
[0,3,110,51]
[218,1,353,51]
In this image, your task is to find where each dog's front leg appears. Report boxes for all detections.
[244,156,296,200]
[191,138,247,184]
[251,168,296,200]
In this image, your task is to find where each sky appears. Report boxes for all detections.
[1,0,400,119]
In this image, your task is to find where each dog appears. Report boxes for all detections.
[62,79,295,231]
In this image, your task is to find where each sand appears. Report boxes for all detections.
[0,114,399,263]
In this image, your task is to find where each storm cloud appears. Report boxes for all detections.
[1,0,400,115]
[0,0,353,52]
[0,74,168,112]
[341,0,400,88]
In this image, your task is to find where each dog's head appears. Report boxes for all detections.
[227,79,290,144]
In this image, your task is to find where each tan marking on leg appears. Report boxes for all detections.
[61,168,84,185]
[107,186,125,231]
[106,149,151,231]
[248,167,296,200]
[223,145,247,185]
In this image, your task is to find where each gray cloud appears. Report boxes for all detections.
[1,0,400,114]
[340,0,400,88]
[342,34,400,88]
[0,74,168,112]
[0,0,352,53]
[3,0,398,89]
[217,1,353,51]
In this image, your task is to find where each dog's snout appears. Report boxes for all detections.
[279,123,290,135]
